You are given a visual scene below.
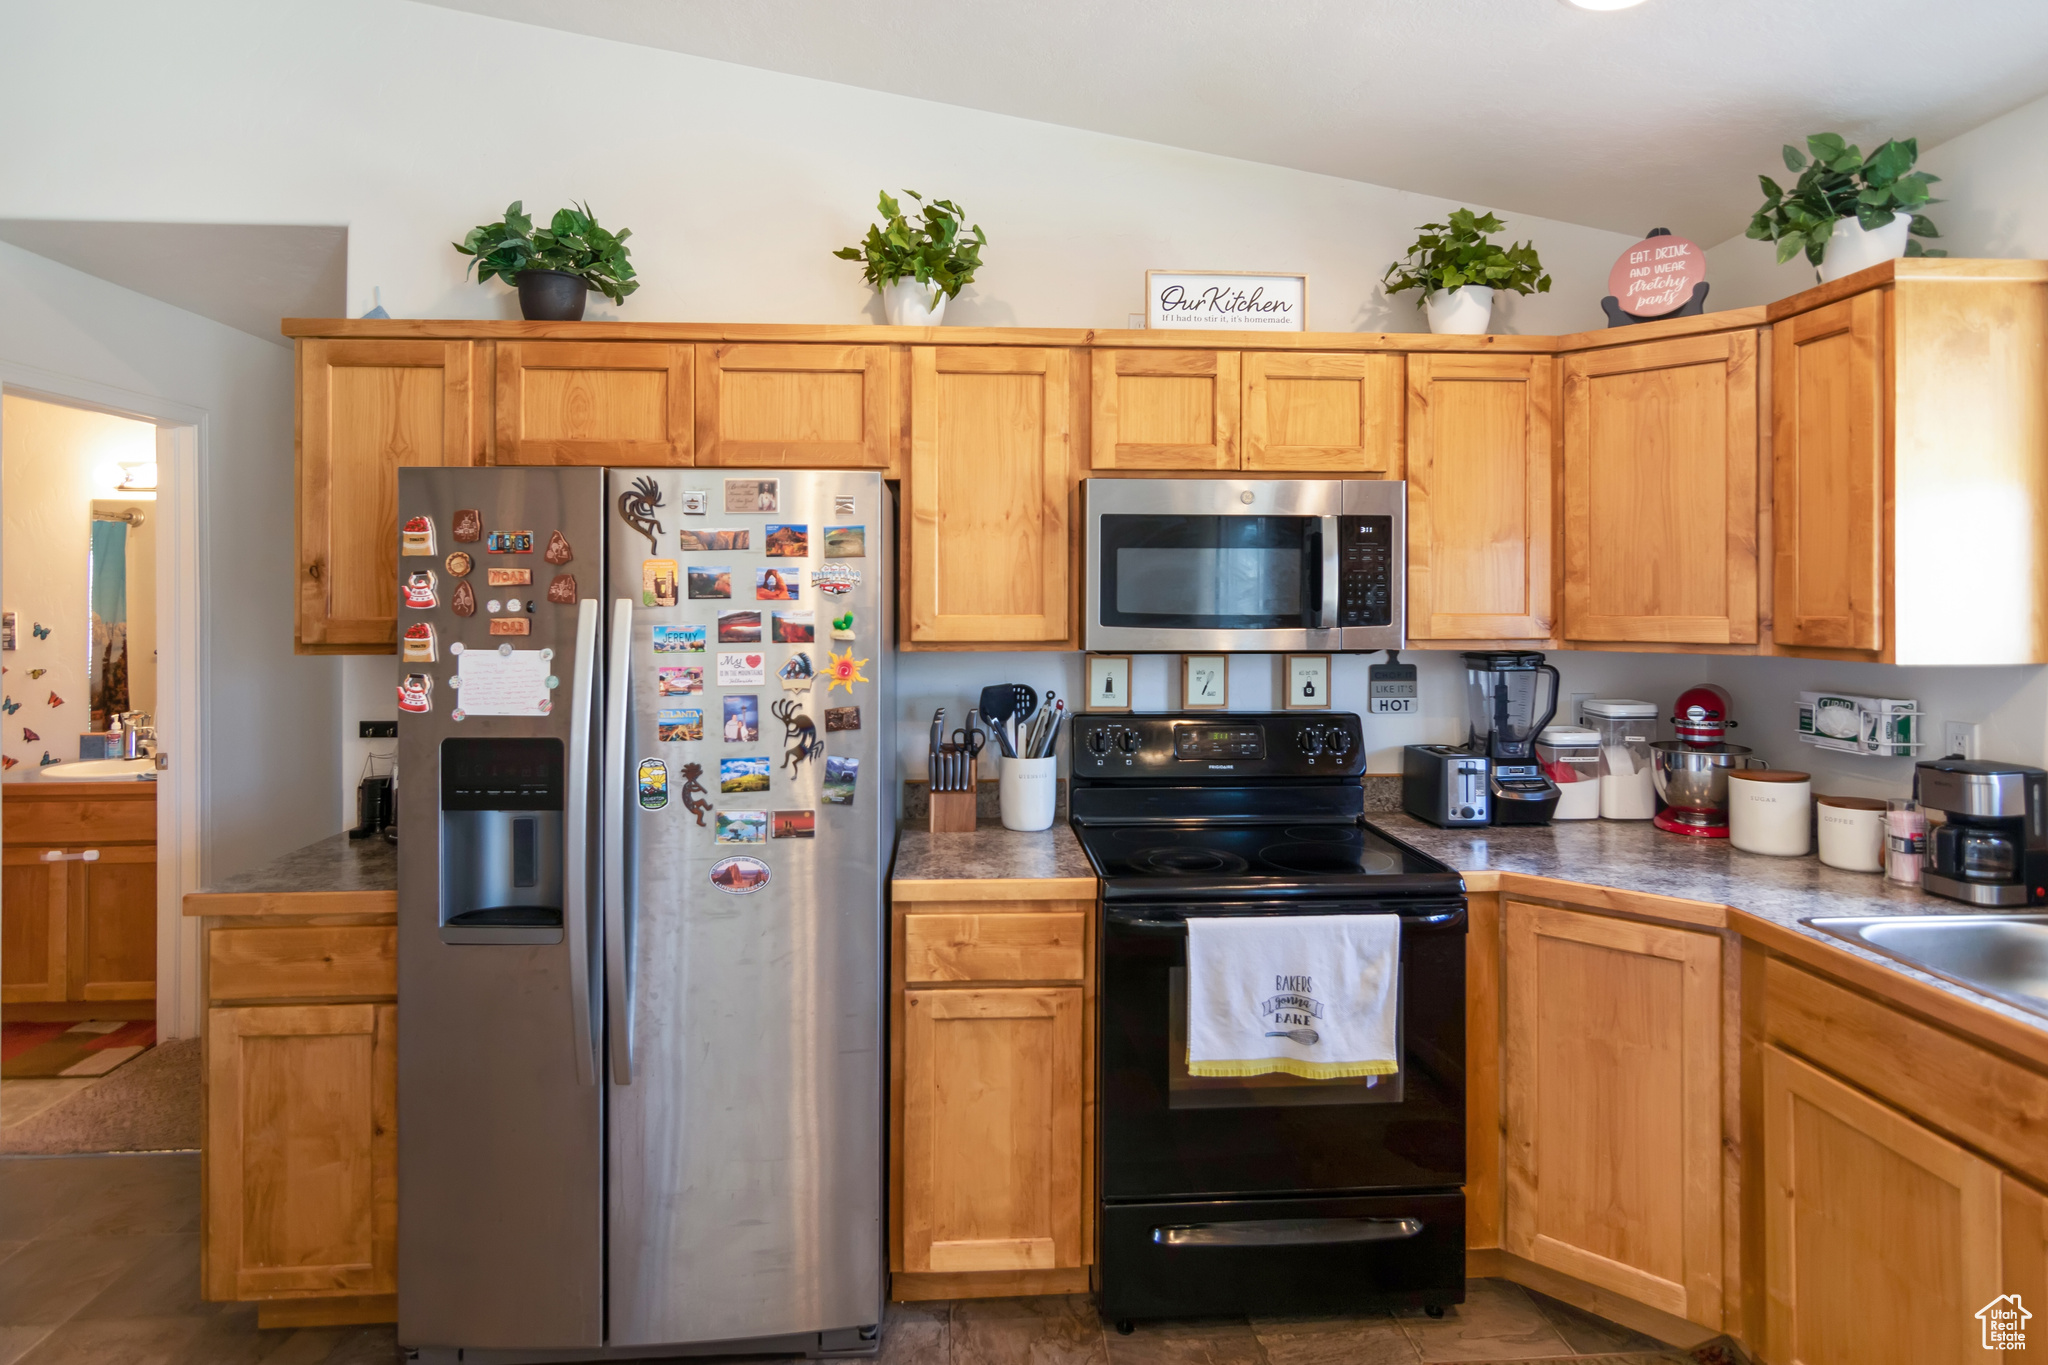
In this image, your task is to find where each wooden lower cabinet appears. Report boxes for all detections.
[1502,900,1725,1328]
[2,783,157,1011]
[890,884,1095,1300]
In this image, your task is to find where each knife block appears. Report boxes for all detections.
[928,760,979,833]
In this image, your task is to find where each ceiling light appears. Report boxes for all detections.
[114,460,158,493]
[1563,0,1648,9]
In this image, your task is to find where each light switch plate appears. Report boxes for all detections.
[1943,720,1980,761]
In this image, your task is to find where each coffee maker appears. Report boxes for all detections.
[1917,758,2048,906]
[1461,650,1561,825]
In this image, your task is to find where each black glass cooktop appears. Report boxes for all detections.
[1076,820,1462,901]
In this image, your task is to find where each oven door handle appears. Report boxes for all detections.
[1152,1217,1424,1248]
[1105,907,1465,933]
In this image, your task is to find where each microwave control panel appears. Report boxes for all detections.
[1339,516,1395,628]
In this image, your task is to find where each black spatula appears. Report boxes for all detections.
[978,684,1017,758]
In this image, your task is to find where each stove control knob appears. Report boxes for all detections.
[1298,726,1326,756]
[1115,730,1141,756]
[1325,728,1353,757]
[1087,729,1111,757]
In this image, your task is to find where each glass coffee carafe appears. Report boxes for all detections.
[1463,651,1562,824]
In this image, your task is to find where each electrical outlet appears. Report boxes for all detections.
[1942,720,1979,761]
[359,721,397,739]
[1569,692,1594,724]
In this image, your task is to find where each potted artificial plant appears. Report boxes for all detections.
[454,201,639,321]
[1748,134,1946,283]
[1382,209,1551,335]
[834,190,986,325]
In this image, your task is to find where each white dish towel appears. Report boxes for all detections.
[1186,913,1400,1080]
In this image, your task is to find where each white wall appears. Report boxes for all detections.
[0,240,338,882]
[0,0,1635,338]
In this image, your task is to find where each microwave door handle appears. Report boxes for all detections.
[604,596,635,1086]
[563,597,599,1086]
[1316,514,1340,631]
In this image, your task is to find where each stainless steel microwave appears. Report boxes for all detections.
[1082,478,1405,653]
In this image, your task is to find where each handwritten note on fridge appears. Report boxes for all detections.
[457,647,552,717]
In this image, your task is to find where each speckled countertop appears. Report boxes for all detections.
[892,821,1096,883]
[1371,811,2048,1041]
[200,831,397,897]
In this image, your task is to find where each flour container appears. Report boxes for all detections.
[1536,725,1603,820]
[1582,698,1659,820]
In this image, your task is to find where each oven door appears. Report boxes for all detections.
[1101,899,1466,1201]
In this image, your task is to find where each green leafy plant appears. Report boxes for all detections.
[833,190,987,298]
[1747,134,1945,267]
[1382,209,1552,299]
[453,201,639,305]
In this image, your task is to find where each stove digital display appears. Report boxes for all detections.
[1172,725,1266,760]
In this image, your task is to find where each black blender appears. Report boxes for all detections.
[1463,651,1562,825]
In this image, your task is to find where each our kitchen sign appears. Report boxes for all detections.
[1146,271,1307,331]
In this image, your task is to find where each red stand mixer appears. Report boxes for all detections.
[1650,683,1759,837]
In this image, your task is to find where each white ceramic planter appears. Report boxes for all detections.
[881,277,948,326]
[1817,212,1913,283]
[1424,284,1494,335]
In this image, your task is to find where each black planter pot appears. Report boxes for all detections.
[516,269,589,321]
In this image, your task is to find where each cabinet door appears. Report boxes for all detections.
[298,339,480,653]
[906,347,1072,644]
[1503,901,1722,1327]
[1405,355,1555,639]
[494,341,692,466]
[1762,1045,2001,1365]
[1773,292,1885,651]
[1091,349,1239,470]
[901,987,1083,1274]
[695,343,891,467]
[1,848,66,1003]
[1563,333,1759,644]
[205,1003,397,1301]
[71,845,154,1001]
[1241,352,1402,473]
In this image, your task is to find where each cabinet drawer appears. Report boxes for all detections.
[904,912,1086,984]
[209,926,396,1002]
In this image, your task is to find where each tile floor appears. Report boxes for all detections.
[0,1153,1713,1365]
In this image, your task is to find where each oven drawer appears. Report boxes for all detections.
[1101,1191,1465,1320]
[903,911,1087,984]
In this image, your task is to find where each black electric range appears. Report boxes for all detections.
[1072,712,1468,1329]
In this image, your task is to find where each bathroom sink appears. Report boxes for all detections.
[1802,914,2048,1020]
[36,757,157,781]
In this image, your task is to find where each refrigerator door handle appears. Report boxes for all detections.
[563,597,600,1085]
[604,596,635,1086]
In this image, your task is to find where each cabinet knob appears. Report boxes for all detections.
[307,560,324,581]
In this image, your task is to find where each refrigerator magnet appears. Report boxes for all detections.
[402,622,437,663]
[716,610,762,644]
[652,625,705,653]
[725,478,778,514]
[656,665,702,696]
[810,564,859,595]
[821,755,859,805]
[830,610,855,641]
[451,509,482,543]
[643,560,680,608]
[722,695,761,743]
[485,530,533,554]
[397,673,433,714]
[444,551,473,578]
[771,699,822,775]
[687,565,732,600]
[709,855,769,895]
[488,618,530,636]
[771,810,815,839]
[833,494,856,517]
[402,570,438,610]
[755,567,799,601]
[681,490,708,515]
[764,524,808,558]
[618,475,666,554]
[777,652,816,692]
[823,525,865,558]
[637,758,669,809]
[401,515,436,556]
[678,762,710,825]
[547,574,577,604]
[825,706,860,732]
[451,580,477,616]
[714,810,767,844]
[677,528,748,552]
[824,650,868,694]
[719,755,769,793]
[658,708,703,741]
[544,530,573,565]
[487,567,532,587]
[716,652,766,687]
[771,611,814,644]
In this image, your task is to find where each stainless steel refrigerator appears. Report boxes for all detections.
[395,467,891,1361]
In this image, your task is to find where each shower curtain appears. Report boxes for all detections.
[90,517,128,717]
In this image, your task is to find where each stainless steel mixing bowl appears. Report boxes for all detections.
[1651,741,1762,815]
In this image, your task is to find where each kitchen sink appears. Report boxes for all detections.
[35,757,157,781]
[1802,914,2048,1020]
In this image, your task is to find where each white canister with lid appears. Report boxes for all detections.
[1816,794,1888,872]
[1583,698,1659,820]
[1728,769,1813,857]
[1536,725,1603,820]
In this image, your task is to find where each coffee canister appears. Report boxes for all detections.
[1728,769,1812,856]
[1816,795,1888,872]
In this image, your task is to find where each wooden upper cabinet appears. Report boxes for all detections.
[695,343,892,467]
[1405,354,1554,639]
[1762,1045,2001,1365]
[1091,349,1238,470]
[494,341,692,466]
[1241,352,1402,473]
[297,339,481,653]
[1773,293,1884,652]
[1562,332,1759,645]
[906,347,1073,646]
[1503,901,1724,1329]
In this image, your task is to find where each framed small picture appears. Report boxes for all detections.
[1086,654,1133,713]
[1283,654,1332,710]
[1182,655,1229,710]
